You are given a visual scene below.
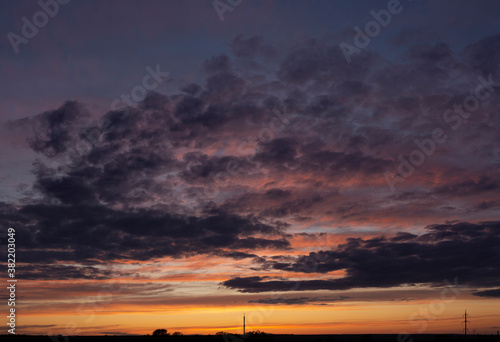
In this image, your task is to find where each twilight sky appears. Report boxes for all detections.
[1,0,500,336]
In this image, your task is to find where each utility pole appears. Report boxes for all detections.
[243,313,245,335]
[463,310,470,337]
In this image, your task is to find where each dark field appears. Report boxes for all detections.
[2,334,500,342]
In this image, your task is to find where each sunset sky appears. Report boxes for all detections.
[1,0,500,336]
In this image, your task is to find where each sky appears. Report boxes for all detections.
[1,0,500,336]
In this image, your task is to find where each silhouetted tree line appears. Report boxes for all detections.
[151,329,273,341]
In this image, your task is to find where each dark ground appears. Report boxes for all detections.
[2,334,500,342]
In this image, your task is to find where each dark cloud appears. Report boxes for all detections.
[464,34,500,76]
[16,264,113,280]
[0,201,289,279]
[222,221,500,292]
[4,34,500,287]
[174,96,204,122]
[139,92,170,110]
[23,101,90,158]
[298,149,391,178]
[255,137,298,166]
[472,288,500,298]
[217,251,259,260]
[218,188,325,220]
[278,40,378,86]
[408,43,455,65]
[249,295,349,305]
[203,54,231,74]
[181,83,203,96]
[180,154,254,184]
[264,189,292,200]
[434,176,498,196]
[205,72,246,96]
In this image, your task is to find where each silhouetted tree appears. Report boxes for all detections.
[152,328,169,336]
[247,330,273,341]
[172,331,183,336]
